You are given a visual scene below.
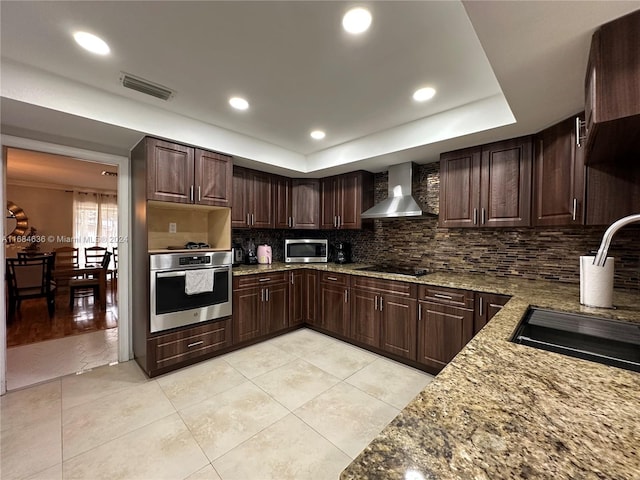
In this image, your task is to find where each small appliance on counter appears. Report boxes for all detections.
[232,242,245,266]
[284,239,328,263]
[257,244,272,264]
[334,241,352,264]
[245,238,258,265]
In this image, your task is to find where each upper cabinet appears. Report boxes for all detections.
[533,114,585,226]
[231,167,273,228]
[440,137,532,228]
[321,171,374,229]
[273,177,321,229]
[584,10,640,165]
[145,137,232,207]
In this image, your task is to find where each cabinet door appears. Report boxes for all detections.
[232,167,250,228]
[291,179,320,229]
[480,137,532,227]
[417,301,473,371]
[233,286,262,343]
[533,117,584,226]
[439,148,481,228]
[146,138,194,203]
[273,176,292,229]
[249,171,274,228]
[264,283,288,334]
[289,270,304,327]
[320,177,338,229]
[350,289,379,348]
[337,172,362,229]
[195,149,233,207]
[305,270,319,325]
[320,283,349,336]
[380,295,417,361]
[474,293,510,334]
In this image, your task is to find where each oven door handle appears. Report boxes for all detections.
[156,267,230,279]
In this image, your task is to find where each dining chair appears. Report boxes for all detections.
[54,246,79,269]
[109,246,118,281]
[6,256,57,321]
[84,246,108,267]
[69,251,112,308]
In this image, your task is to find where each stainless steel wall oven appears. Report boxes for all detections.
[149,251,232,333]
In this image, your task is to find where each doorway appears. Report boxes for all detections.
[1,136,130,394]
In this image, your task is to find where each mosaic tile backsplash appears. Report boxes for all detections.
[234,163,640,291]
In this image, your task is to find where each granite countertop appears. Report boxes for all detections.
[234,262,640,479]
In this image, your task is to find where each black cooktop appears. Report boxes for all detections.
[356,265,431,277]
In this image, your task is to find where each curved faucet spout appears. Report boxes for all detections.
[593,213,640,267]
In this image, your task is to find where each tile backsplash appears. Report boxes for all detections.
[234,163,640,291]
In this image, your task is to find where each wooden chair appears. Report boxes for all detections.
[69,251,112,308]
[54,246,79,270]
[84,246,107,267]
[109,246,118,281]
[6,256,57,321]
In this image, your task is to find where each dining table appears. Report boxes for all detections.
[54,264,107,309]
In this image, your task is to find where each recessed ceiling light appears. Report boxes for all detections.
[342,7,372,34]
[310,130,326,140]
[413,87,436,102]
[229,97,249,110]
[73,31,110,55]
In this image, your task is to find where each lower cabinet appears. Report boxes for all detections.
[289,269,319,327]
[319,272,350,336]
[474,292,511,334]
[233,272,289,343]
[146,318,233,376]
[417,286,474,371]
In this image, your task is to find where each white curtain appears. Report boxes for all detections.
[73,192,118,267]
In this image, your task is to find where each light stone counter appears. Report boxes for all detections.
[234,262,640,479]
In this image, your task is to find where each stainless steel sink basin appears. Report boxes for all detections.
[511,308,640,372]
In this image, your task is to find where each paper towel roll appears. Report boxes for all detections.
[580,256,614,308]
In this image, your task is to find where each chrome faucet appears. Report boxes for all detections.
[593,213,640,267]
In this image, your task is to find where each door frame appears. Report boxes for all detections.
[0,135,132,395]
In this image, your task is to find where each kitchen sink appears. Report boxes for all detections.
[511,308,640,372]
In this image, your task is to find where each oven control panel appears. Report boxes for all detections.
[178,256,212,266]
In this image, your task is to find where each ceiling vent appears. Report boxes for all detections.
[120,72,175,101]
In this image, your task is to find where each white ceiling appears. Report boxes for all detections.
[2,1,639,176]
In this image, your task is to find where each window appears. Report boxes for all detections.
[73,192,118,266]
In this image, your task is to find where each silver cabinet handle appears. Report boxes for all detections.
[197,186,201,202]
[190,185,195,203]
[374,295,378,310]
[379,296,383,311]
[338,216,341,228]
[334,216,337,228]
[576,116,582,147]
[479,296,484,317]
[473,208,478,225]
[434,293,453,300]
[327,276,338,281]
[290,272,294,285]
[246,213,251,226]
[418,305,422,321]
[481,208,486,225]
[261,288,265,302]
[259,277,271,282]
[572,198,577,221]
[291,217,294,228]
[187,340,204,348]
[251,213,255,226]
[344,289,348,303]
[266,288,270,302]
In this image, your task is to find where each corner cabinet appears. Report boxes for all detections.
[440,137,532,228]
[273,177,321,229]
[231,167,274,228]
[144,137,233,207]
[321,171,374,229]
[474,292,510,334]
[289,269,319,327]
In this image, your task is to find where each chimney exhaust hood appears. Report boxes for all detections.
[361,162,434,219]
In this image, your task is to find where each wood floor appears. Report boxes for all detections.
[5,281,118,347]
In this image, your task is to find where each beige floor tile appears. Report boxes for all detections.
[222,342,296,378]
[252,358,341,411]
[61,360,148,410]
[25,463,62,480]
[62,380,175,460]
[184,464,222,480]
[345,357,434,409]
[295,382,399,458]
[179,381,288,461]
[63,413,209,480]
[303,341,378,379]
[0,417,61,480]
[266,328,341,358]
[213,414,351,480]
[0,379,61,432]
[156,357,246,411]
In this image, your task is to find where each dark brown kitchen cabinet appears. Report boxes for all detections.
[584,10,640,165]
[318,272,350,336]
[232,273,288,343]
[584,160,640,225]
[145,137,232,207]
[350,275,417,360]
[417,285,474,372]
[288,269,318,327]
[273,177,320,229]
[533,115,585,226]
[321,171,374,229]
[232,167,273,228]
[145,318,233,377]
[474,292,510,334]
[440,137,532,228]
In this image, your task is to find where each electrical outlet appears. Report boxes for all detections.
[169,222,177,233]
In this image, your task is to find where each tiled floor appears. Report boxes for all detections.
[0,328,434,480]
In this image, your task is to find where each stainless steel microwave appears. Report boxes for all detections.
[284,239,328,263]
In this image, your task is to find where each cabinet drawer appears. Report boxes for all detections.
[319,271,350,286]
[351,275,417,297]
[234,271,288,289]
[418,285,474,308]
[152,318,232,368]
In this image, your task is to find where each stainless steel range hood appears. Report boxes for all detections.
[361,162,432,219]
